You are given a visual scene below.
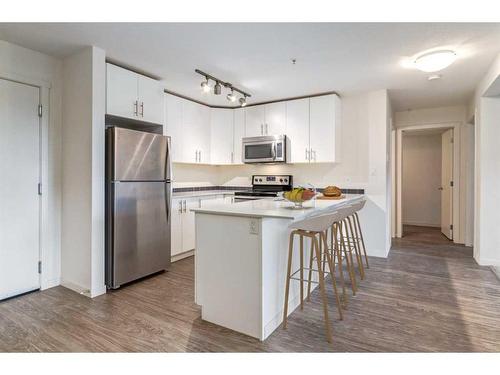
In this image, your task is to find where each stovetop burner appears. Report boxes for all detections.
[234,175,293,200]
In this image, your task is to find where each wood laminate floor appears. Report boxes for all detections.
[1,225,499,352]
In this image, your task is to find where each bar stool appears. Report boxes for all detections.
[341,204,366,280]
[349,199,369,269]
[282,210,344,343]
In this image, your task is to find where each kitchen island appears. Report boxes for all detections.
[192,195,364,340]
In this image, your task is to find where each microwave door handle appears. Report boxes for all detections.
[272,143,276,160]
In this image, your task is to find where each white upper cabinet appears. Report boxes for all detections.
[264,102,286,135]
[106,63,138,119]
[233,108,245,164]
[137,75,164,124]
[309,94,341,163]
[164,93,185,162]
[210,109,234,165]
[286,98,310,163]
[106,63,164,124]
[245,105,265,137]
[244,103,286,137]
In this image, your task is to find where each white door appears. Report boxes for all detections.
[182,198,199,252]
[286,98,310,163]
[310,94,337,163]
[233,108,245,164]
[264,102,286,135]
[441,129,454,239]
[210,109,234,165]
[106,63,138,120]
[170,198,183,256]
[0,79,41,300]
[138,75,163,124]
[245,105,265,137]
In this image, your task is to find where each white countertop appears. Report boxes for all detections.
[191,194,364,219]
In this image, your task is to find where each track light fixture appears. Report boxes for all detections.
[227,89,236,102]
[201,77,210,93]
[214,81,221,95]
[195,69,251,106]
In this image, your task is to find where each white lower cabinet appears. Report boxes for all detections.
[171,194,235,260]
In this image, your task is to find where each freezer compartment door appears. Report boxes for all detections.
[110,181,171,287]
[110,127,171,181]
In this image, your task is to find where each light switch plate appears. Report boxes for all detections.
[249,219,259,235]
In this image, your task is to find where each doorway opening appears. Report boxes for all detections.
[400,127,453,239]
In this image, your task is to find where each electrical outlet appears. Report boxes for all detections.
[249,220,259,235]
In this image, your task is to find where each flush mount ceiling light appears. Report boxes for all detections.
[414,50,457,72]
[195,69,251,105]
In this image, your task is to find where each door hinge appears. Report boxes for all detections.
[38,104,42,118]
[38,183,42,195]
[38,261,42,274]
[450,181,454,187]
[450,224,453,230]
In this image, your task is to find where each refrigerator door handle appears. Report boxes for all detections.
[165,182,171,226]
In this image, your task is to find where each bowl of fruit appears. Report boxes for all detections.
[281,185,317,209]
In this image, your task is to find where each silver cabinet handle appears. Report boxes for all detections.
[305,148,309,161]
[183,200,187,213]
[134,100,138,116]
[312,149,317,162]
[199,150,201,163]
[178,200,183,213]
[195,150,198,162]
[261,124,263,135]
[231,151,234,164]
[265,123,268,134]
[140,102,144,117]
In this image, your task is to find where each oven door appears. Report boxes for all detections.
[242,135,285,163]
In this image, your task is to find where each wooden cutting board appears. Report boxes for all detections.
[317,195,345,200]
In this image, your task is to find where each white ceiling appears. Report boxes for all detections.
[1,23,499,110]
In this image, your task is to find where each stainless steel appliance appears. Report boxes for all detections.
[105,127,172,289]
[242,135,288,164]
[234,175,293,202]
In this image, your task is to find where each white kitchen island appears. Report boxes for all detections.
[192,195,364,340]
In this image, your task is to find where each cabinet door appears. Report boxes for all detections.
[197,104,211,164]
[106,64,138,120]
[138,75,164,124]
[199,195,224,207]
[182,198,199,252]
[165,94,185,162]
[245,105,265,137]
[182,100,203,163]
[210,109,234,165]
[310,94,340,163]
[223,195,234,204]
[171,198,184,256]
[286,98,310,163]
[233,108,245,164]
[264,102,286,135]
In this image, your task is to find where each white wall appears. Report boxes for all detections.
[0,40,62,290]
[174,90,392,257]
[61,46,106,297]
[402,133,442,227]
[395,105,466,128]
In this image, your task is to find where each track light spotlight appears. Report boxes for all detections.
[201,78,210,93]
[227,89,237,102]
[214,81,222,95]
[239,96,247,107]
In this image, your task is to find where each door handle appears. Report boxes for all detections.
[134,100,138,116]
[140,102,144,117]
[312,149,317,162]
[265,123,268,134]
[231,151,234,164]
[195,150,198,162]
[178,200,183,213]
[261,124,263,135]
[305,148,310,161]
[183,200,187,213]
[199,150,201,163]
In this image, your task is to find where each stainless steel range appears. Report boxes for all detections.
[234,175,293,202]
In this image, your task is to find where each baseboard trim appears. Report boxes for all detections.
[491,267,500,281]
[172,250,194,263]
[60,279,92,298]
[402,221,440,228]
[41,277,60,291]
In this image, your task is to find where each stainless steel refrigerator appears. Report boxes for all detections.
[106,127,172,289]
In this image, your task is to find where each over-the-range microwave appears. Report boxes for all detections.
[242,135,289,164]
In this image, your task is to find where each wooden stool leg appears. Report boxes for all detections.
[313,235,333,343]
[306,236,314,302]
[340,220,357,295]
[355,212,369,269]
[348,216,365,280]
[322,232,343,321]
[333,223,347,306]
[299,234,304,310]
[283,231,295,329]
